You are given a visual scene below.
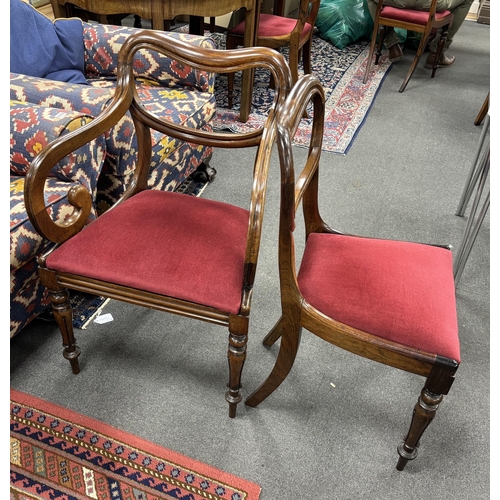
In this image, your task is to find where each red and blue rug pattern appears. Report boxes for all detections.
[36,172,208,330]
[10,390,261,500]
[205,31,392,154]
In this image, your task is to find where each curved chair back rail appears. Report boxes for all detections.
[245,72,460,469]
[25,30,292,245]
[23,30,293,418]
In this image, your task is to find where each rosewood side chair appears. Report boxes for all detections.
[24,30,292,418]
[363,0,454,92]
[245,73,461,469]
[225,0,320,109]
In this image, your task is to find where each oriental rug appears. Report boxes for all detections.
[10,389,261,500]
[205,30,393,154]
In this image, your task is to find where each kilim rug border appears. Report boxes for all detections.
[10,389,261,500]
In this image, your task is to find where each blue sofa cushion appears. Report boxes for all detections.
[10,0,88,85]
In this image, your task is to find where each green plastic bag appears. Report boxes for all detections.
[315,0,374,49]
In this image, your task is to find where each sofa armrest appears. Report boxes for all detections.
[11,100,106,202]
[10,72,114,116]
[83,23,216,93]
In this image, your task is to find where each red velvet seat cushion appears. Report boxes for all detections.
[229,14,312,38]
[297,233,460,361]
[45,190,250,314]
[380,6,452,25]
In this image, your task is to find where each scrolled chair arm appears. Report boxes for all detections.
[24,80,133,245]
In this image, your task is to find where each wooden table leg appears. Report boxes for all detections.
[273,0,284,16]
[239,1,260,122]
[189,16,205,35]
[474,92,489,126]
[151,0,164,30]
[49,0,66,18]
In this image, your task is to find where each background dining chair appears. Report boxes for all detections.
[245,73,461,469]
[225,0,320,109]
[24,30,292,418]
[363,0,454,92]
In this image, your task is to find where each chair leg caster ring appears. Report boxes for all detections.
[396,442,418,470]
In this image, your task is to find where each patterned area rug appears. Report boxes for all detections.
[36,288,112,330]
[10,389,261,500]
[38,173,208,329]
[64,292,110,330]
[205,30,392,154]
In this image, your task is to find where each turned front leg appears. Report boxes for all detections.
[49,288,81,374]
[226,316,248,418]
[397,388,443,471]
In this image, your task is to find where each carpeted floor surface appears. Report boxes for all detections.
[10,17,490,500]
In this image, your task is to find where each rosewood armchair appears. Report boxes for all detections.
[245,73,461,468]
[24,30,292,418]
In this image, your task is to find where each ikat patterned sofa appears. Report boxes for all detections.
[10,0,217,336]
[10,100,106,337]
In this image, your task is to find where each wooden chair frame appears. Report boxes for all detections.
[363,0,454,92]
[244,73,459,469]
[225,0,320,109]
[474,92,489,126]
[24,30,292,418]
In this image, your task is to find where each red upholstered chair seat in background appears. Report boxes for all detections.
[244,74,460,471]
[381,5,452,24]
[230,13,313,39]
[363,0,454,92]
[225,0,320,109]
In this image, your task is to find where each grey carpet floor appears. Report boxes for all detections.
[10,19,490,500]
